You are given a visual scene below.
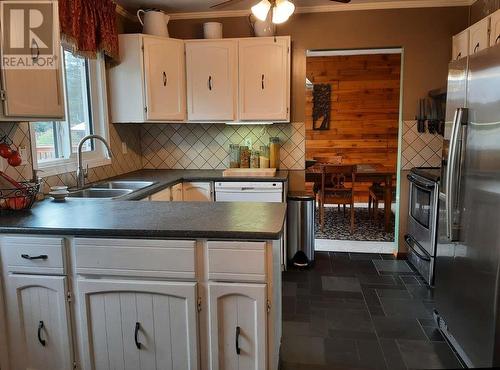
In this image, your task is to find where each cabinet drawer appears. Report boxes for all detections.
[2,237,66,275]
[74,238,196,279]
[207,241,266,282]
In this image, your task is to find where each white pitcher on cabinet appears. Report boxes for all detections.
[137,9,170,37]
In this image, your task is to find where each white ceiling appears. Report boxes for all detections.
[115,0,473,15]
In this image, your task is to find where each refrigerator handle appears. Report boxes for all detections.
[445,107,468,241]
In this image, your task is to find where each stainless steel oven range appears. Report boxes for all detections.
[405,167,440,285]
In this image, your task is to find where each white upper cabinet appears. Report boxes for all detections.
[452,29,469,60]
[6,275,73,370]
[109,34,186,123]
[469,17,490,55]
[77,279,199,370]
[186,40,237,121]
[0,0,64,120]
[208,282,267,370]
[490,9,500,47]
[238,37,290,121]
[143,37,186,121]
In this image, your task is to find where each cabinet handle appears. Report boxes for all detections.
[261,74,265,90]
[235,326,241,355]
[474,43,480,53]
[208,75,212,91]
[456,52,462,60]
[134,322,142,349]
[162,71,167,86]
[38,321,46,346]
[496,35,500,45]
[21,254,48,260]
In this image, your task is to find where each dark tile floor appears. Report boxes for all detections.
[280,252,462,370]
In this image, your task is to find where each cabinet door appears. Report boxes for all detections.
[150,187,172,201]
[208,283,266,370]
[172,183,183,201]
[143,37,186,121]
[77,279,199,370]
[183,182,213,202]
[490,9,500,47]
[238,37,290,121]
[6,275,73,370]
[0,1,64,119]
[186,41,237,121]
[469,17,490,55]
[452,30,469,61]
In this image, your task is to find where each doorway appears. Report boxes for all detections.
[304,48,404,254]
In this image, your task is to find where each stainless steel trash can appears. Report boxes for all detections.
[287,192,315,267]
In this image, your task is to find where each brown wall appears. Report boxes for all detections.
[471,0,500,24]
[169,7,469,122]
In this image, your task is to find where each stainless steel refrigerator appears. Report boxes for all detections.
[435,44,500,368]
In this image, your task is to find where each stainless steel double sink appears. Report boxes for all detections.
[68,181,155,200]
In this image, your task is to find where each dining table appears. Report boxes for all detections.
[305,163,396,232]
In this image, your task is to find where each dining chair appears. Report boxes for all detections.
[368,182,396,224]
[319,164,356,233]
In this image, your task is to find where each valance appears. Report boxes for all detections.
[59,0,119,60]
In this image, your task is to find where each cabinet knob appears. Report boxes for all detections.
[134,322,142,349]
[474,43,480,53]
[38,321,46,346]
[456,52,462,60]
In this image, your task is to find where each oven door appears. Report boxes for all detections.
[407,173,438,256]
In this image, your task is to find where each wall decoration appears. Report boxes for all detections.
[312,83,331,131]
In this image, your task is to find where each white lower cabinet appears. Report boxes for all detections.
[77,279,199,370]
[6,275,73,370]
[208,282,266,370]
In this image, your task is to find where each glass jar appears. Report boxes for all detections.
[269,137,280,169]
[240,146,250,168]
[250,150,260,168]
[259,145,270,168]
[229,144,240,168]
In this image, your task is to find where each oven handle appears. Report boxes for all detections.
[407,174,435,190]
[404,234,431,262]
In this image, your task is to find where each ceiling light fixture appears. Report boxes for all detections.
[251,0,295,24]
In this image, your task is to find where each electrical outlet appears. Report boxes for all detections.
[121,141,128,154]
[19,147,28,165]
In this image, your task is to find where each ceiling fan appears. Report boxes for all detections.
[211,0,352,24]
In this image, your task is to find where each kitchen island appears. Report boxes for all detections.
[0,198,286,370]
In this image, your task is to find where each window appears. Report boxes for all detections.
[31,49,110,176]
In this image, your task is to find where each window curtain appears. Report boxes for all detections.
[59,0,119,60]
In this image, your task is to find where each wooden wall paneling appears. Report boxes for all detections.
[305,53,401,202]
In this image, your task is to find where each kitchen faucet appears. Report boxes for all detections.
[76,135,113,189]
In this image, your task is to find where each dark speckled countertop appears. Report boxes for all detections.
[0,170,288,240]
[113,169,289,201]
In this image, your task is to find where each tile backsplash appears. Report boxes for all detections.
[141,122,305,170]
[401,120,443,170]
[0,120,305,192]
[0,122,142,192]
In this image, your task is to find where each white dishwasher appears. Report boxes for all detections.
[215,182,283,202]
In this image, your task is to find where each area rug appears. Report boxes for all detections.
[315,207,395,242]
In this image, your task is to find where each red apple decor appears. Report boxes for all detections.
[0,139,22,167]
